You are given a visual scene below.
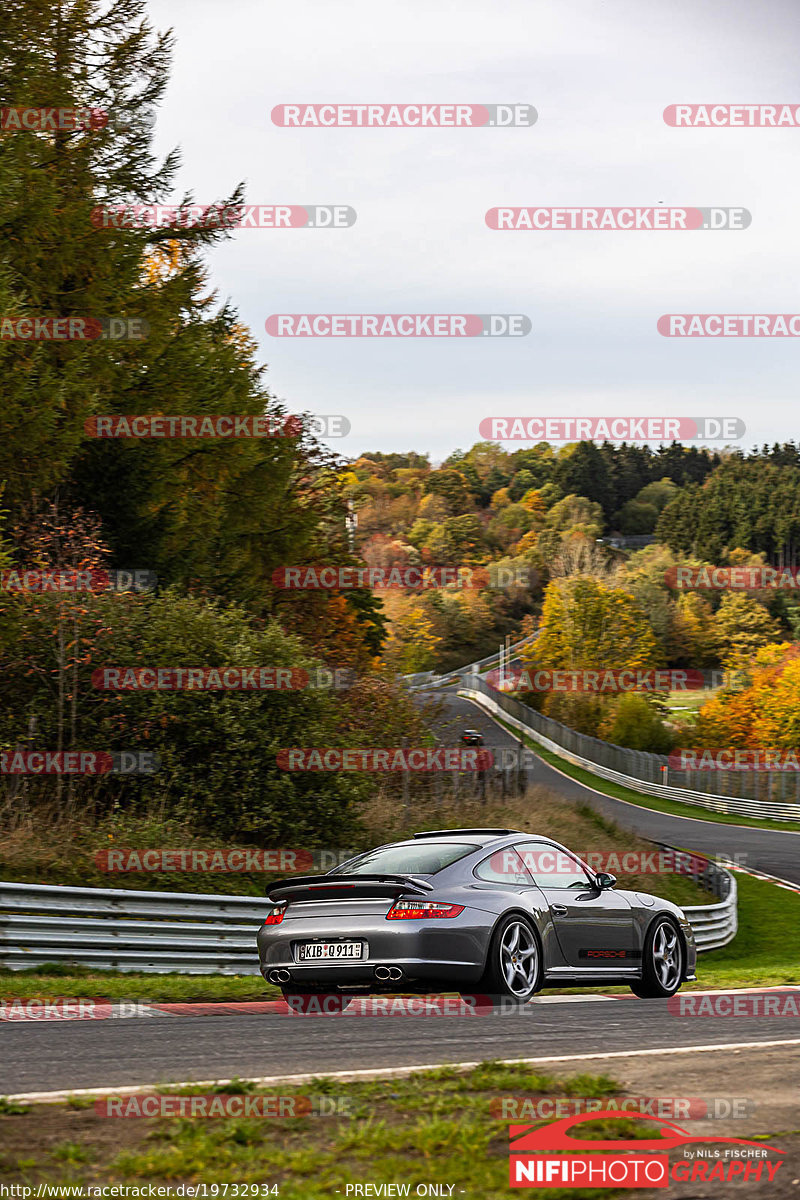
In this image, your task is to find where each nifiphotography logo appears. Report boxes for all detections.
[508,1111,785,1188]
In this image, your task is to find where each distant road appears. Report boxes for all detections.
[421,686,800,885]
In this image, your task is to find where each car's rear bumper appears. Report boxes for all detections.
[257,909,489,986]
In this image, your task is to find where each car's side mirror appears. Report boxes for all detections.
[595,872,617,890]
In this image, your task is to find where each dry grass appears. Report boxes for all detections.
[359,786,709,906]
[0,784,709,905]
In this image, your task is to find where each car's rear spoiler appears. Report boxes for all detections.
[265,872,435,902]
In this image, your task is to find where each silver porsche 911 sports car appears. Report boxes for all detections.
[257,828,697,1002]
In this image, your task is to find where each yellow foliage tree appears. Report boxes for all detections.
[695,642,800,749]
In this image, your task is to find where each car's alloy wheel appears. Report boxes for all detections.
[480,914,542,1001]
[630,918,684,999]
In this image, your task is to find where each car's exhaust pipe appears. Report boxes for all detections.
[375,965,404,981]
[268,969,291,984]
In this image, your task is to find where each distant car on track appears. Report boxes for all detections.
[257,828,697,1004]
[460,729,484,746]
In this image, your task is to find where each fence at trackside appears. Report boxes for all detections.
[460,675,800,821]
[402,635,537,692]
[398,669,436,687]
[0,850,736,973]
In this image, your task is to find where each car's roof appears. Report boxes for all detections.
[349,831,572,859]
[385,828,551,849]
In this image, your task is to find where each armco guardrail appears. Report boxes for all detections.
[0,882,265,974]
[461,674,800,822]
[652,844,737,952]
[0,856,735,973]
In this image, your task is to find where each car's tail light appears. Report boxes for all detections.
[386,900,465,920]
[264,904,287,925]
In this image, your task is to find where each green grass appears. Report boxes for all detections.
[690,872,800,989]
[666,687,716,714]
[485,706,800,833]
[0,967,278,1002]
[0,1063,641,1198]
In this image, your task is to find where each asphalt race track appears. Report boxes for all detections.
[2,682,798,1099]
[422,686,800,885]
[3,998,799,1095]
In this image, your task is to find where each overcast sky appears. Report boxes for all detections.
[146,0,800,461]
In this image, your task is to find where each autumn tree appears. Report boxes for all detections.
[382,606,442,674]
[711,594,781,669]
[693,643,800,750]
[3,501,110,804]
[532,578,658,674]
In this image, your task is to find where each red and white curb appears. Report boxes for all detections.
[0,993,620,1021]
[2,987,799,1022]
[730,864,800,894]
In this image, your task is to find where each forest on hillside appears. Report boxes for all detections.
[2,0,800,843]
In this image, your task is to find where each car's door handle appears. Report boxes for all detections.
[551,905,568,916]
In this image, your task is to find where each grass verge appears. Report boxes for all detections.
[0,1062,645,1198]
[689,871,800,989]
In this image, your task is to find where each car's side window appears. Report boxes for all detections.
[514,843,595,890]
[474,847,533,886]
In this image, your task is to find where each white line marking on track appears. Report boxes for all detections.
[8,1039,800,1104]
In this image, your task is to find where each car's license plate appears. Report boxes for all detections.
[297,941,363,961]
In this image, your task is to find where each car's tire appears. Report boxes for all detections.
[477,913,542,1003]
[630,917,684,999]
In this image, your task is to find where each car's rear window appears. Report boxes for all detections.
[331,843,475,876]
